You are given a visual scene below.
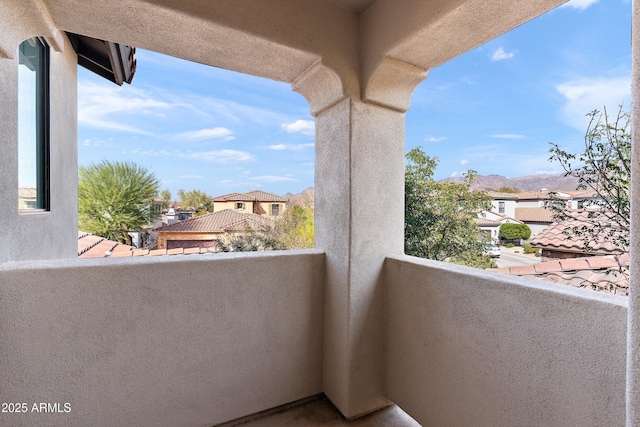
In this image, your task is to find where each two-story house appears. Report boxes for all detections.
[213,190,289,218]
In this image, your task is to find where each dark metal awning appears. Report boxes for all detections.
[66,32,136,85]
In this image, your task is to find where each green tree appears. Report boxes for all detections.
[160,189,172,208]
[549,106,630,251]
[78,161,160,245]
[499,223,531,241]
[178,189,213,215]
[275,206,314,249]
[405,147,495,268]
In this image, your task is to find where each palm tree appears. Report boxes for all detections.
[78,161,160,245]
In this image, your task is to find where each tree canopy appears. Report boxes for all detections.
[178,189,213,215]
[404,147,495,268]
[549,106,630,252]
[499,223,531,241]
[78,161,160,245]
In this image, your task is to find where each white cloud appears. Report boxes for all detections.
[251,175,300,183]
[556,76,630,130]
[78,80,169,133]
[220,179,232,183]
[425,136,447,142]
[450,172,459,177]
[268,143,314,150]
[560,0,599,10]
[490,47,515,62]
[178,149,255,163]
[173,127,234,141]
[281,119,315,135]
[460,159,469,165]
[489,134,526,139]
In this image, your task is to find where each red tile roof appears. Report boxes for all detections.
[516,191,571,200]
[530,211,626,255]
[212,190,288,202]
[78,231,134,258]
[154,209,274,233]
[486,191,519,200]
[493,253,629,295]
[475,217,501,227]
[514,207,554,223]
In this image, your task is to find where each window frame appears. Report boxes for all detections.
[18,36,50,213]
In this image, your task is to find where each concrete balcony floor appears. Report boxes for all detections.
[221,395,421,426]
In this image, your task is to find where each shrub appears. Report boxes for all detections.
[499,223,531,240]
[506,243,515,248]
[523,244,540,254]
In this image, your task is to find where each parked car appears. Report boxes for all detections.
[483,243,501,258]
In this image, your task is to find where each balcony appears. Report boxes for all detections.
[0,251,626,426]
[1,0,637,425]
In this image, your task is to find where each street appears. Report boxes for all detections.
[494,247,541,268]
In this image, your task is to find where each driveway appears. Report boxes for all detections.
[494,246,541,268]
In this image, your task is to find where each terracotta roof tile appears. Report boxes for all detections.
[486,191,519,200]
[475,217,501,227]
[212,190,288,202]
[530,211,626,255]
[533,261,562,273]
[491,254,629,296]
[155,209,274,233]
[514,207,554,223]
[78,231,134,258]
[509,265,536,275]
[559,258,591,271]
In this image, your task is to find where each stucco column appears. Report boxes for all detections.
[294,59,426,419]
[628,1,640,424]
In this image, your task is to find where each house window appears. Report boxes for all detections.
[236,202,244,210]
[18,37,49,211]
[578,200,584,209]
[271,203,280,216]
[498,201,505,214]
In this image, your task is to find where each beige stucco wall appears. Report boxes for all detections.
[385,255,627,427]
[0,251,325,426]
[214,201,251,213]
[0,29,78,263]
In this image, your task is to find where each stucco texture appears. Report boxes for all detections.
[385,255,627,427]
[0,251,325,426]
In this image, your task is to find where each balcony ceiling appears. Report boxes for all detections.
[322,0,376,14]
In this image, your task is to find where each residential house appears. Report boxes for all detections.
[476,212,522,242]
[514,207,554,238]
[17,186,37,209]
[154,209,274,250]
[213,190,289,218]
[531,210,627,260]
[486,191,518,218]
[0,1,634,426]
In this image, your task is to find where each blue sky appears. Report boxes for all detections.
[77,0,631,198]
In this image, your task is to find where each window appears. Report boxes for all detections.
[498,202,505,214]
[577,200,584,209]
[271,203,280,216]
[18,37,49,211]
[236,202,244,210]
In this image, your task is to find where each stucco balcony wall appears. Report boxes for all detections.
[385,255,628,427]
[0,250,325,427]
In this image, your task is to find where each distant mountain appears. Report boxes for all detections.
[440,173,581,192]
[285,187,315,207]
